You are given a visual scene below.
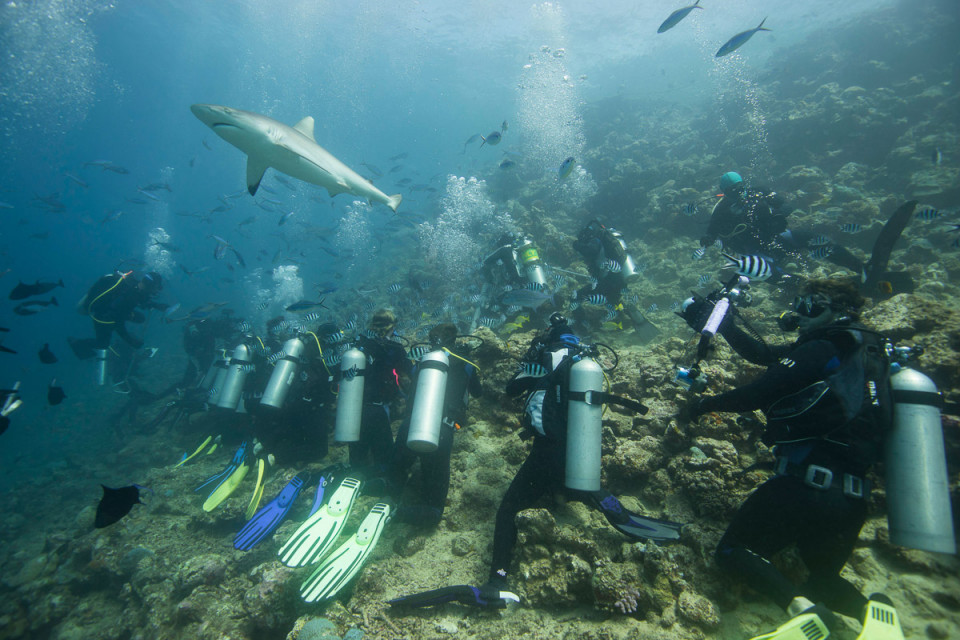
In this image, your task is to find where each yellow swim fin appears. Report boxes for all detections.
[749,612,830,640]
[175,435,213,468]
[203,461,250,512]
[856,596,904,640]
[245,458,266,520]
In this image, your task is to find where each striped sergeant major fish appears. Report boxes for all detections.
[722,252,773,281]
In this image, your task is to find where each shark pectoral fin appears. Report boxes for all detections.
[322,178,352,198]
[292,116,316,141]
[246,157,269,196]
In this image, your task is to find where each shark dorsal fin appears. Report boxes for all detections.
[246,157,269,196]
[292,117,316,141]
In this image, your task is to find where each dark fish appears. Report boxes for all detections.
[657,0,703,34]
[279,211,295,225]
[558,156,575,180]
[9,278,64,300]
[230,248,246,268]
[839,223,862,233]
[499,159,516,170]
[48,378,66,405]
[932,147,942,166]
[286,298,328,312]
[808,246,833,259]
[94,484,146,528]
[715,17,771,57]
[480,131,502,148]
[501,120,508,133]
[13,297,58,315]
[915,207,940,221]
[360,162,383,177]
[38,343,57,364]
[682,203,698,216]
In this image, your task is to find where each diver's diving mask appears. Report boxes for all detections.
[793,294,831,318]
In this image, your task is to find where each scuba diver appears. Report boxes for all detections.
[389,313,682,610]
[69,271,168,385]
[678,277,937,640]
[700,172,915,297]
[481,233,548,291]
[388,323,483,528]
[700,171,792,257]
[334,308,413,479]
[571,219,654,335]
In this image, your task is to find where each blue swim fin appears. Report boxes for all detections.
[234,472,308,551]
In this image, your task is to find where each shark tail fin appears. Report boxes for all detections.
[386,194,403,213]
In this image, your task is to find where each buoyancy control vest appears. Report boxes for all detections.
[764,325,893,461]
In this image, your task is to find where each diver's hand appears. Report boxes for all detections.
[677,398,705,423]
[679,297,707,331]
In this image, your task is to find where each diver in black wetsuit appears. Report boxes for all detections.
[701,172,865,275]
[481,313,681,599]
[571,219,651,331]
[389,323,483,528]
[349,308,413,477]
[69,271,168,385]
[681,278,901,635]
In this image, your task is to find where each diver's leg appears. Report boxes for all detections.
[797,491,869,619]
[488,439,562,582]
[715,476,808,611]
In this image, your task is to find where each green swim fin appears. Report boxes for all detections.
[278,477,361,567]
[175,435,213,468]
[300,502,391,603]
[856,595,904,640]
[202,460,250,512]
[748,612,830,640]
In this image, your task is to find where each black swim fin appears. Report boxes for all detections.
[862,200,916,297]
[388,584,520,609]
[590,491,683,542]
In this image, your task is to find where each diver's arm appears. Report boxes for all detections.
[696,339,837,415]
[467,364,483,398]
[113,322,144,349]
[505,373,538,397]
[718,320,792,366]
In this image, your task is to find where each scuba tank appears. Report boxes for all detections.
[334,347,366,443]
[216,344,253,410]
[406,349,450,453]
[198,357,219,391]
[260,338,304,410]
[94,348,108,386]
[565,356,603,491]
[602,228,639,279]
[886,367,956,554]
[518,238,547,288]
[207,351,231,405]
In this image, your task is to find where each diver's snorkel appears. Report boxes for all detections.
[675,274,750,393]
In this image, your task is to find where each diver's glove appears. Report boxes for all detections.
[388,584,520,609]
[678,296,708,332]
[677,397,706,423]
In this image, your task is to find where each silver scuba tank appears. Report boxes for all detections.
[334,347,367,443]
[260,338,304,410]
[94,348,108,386]
[406,349,450,453]
[207,351,231,404]
[216,344,253,410]
[886,367,956,554]
[565,356,603,491]
[198,357,219,390]
[518,239,547,288]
